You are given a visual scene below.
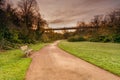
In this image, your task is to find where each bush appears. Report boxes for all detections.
[41,33,51,43]
[88,36,110,42]
[68,35,85,42]
[88,35,120,43]
[88,37,100,42]
[101,34,120,43]
[18,33,34,44]
[113,34,120,43]
[103,36,111,42]
[0,39,15,50]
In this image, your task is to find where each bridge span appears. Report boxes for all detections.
[45,26,99,31]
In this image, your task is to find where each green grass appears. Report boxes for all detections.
[0,43,47,80]
[59,41,120,76]
[29,43,48,51]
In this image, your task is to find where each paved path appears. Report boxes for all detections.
[26,41,120,80]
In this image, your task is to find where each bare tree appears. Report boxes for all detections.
[91,15,104,27]
[0,0,5,8]
[108,9,120,34]
[18,0,38,29]
[18,0,38,15]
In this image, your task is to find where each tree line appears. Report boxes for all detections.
[66,9,120,42]
[0,0,47,50]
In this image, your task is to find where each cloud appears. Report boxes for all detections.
[13,0,120,27]
[49,8,96,24]
[50,19,64,24]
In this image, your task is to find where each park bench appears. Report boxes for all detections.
[20,45,33,57]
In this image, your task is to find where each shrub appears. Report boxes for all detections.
[0,39,14,50]
[68,35,85,42]
[103,36,111,42]
[88,37,100,42]
[88,36,110,42]
[41,33,51,43]
[113,34,120,43]
[88,35,120,43]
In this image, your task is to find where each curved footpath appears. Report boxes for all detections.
[26,41,120,80]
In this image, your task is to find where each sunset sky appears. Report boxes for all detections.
[14,0,120,28]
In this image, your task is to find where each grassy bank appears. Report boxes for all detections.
[30,43,48,51]
[59,41,120,76]
[0,43,47,80]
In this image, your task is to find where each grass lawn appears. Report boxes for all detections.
[0,43,47,80]
[59,41,120,76]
